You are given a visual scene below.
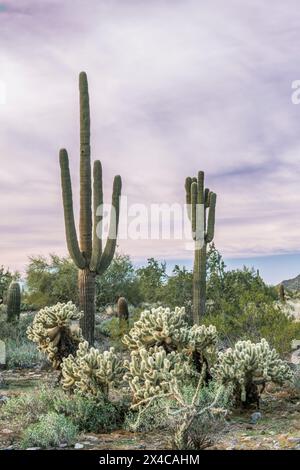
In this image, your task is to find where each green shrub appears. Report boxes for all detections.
[21,412,78,449]
[6,339,41,368]
[1,386,58,426]
[54,394,125,432]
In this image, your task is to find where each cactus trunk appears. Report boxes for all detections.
[193,245,207,323]
[78,269,95,345]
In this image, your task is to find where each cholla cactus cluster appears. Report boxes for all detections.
[61,341,124,399]
[212,339,294,406]
[124,346,189,405]
[123,306,217,358]
[27,301,83,369]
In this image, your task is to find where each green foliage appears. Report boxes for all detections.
[21,412,78,449]
[1,385,125,434]
[6,340,41,368]
[54,394,125,433]
[27,302,83,369]
[136,258,167,304]
[24,254,78,309]
[212,339,294,407]
[61,341,124,399]
[96,254,141,307]
[164,265,192,313]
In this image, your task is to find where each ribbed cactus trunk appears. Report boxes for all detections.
[7,281,21,322]
[59,72,122,345]
[78,269,95,345]
[193,244,207,324]
[185,171,216,324]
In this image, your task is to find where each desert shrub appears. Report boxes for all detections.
[212,338,294,408]
[27,302,83,369]
[163,265,193,314]
[24,255,78,309]
[20,412,78,449]
[54,394,125,432]
[6,339,41,368]
[1,385,125,434]
[124,397,170,432]
[136,258,167,304]
[96,254,142,307]
[0,386,58,426]
[61,341,124,399]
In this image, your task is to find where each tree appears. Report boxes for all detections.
[164,265,192,314]
[136,258,167,304]
[95,254,141,308]
[25,255,78,308]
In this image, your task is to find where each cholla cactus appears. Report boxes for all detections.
[123,306,217,378]
[61,341,124,399]
[27,301,83,369]
[123,306,216,353]
[212,338,294,407]
[124,346,190,405]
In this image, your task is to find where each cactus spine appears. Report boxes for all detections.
[7,281,21,322]
[185,171,216,323]
[59,72,122,345]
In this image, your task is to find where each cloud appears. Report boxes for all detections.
[1,0,300,274]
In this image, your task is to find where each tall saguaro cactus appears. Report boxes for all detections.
[59,72,122,345]
[185,171,216,324]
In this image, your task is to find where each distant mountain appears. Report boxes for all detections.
[282,274,300,291]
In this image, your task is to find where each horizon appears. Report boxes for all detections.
[1,1,300,284]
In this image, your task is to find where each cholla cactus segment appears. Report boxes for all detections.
[182,324,217,355]
[124,346,190,404]
[212,339,294,406]
[61,341,124,399]
[27,301,83,369]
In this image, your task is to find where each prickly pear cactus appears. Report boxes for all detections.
[61,341,124,399]
[124,346,190,405]
[27,301,83,369]
[212,339,294,407]
[7,281,21,322]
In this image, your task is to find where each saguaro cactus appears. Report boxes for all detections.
[59,72,122,345]
[279,283,286,302]
[185,171,216,323]
[7,281,21,322]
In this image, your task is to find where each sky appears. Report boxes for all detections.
[1,0,300,284]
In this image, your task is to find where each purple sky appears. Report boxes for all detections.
[1,0,300,283]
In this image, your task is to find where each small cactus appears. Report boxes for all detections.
[7,281,21,322]
[117,297,129,323]
[212,339,294,408]
[27,302,83,370]
[279,283,285,302]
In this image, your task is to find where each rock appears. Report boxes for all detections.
[288,437,300,443]
[291,340,300,351]
[59,443,68,448]
[4,446,14,450]
[1,429,13,434]
[74,443,84,449]
[26,447,41,450]
[250,412,262,424]
[138,444,146,449]
[0,395,9,404]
